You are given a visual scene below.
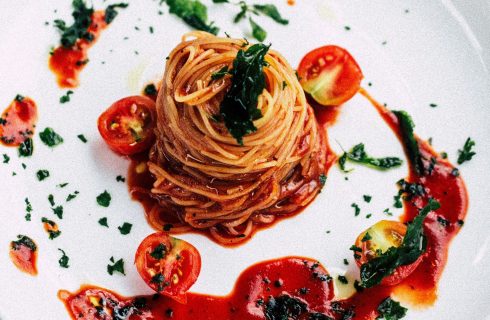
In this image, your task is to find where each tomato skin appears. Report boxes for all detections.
[354,220,424,286]
[97,96,156,155]
[298,45,363,106]
[135,232,201,303]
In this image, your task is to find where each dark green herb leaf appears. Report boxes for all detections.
[58,249,70,268]
[59,90,74,104]
[96,190,111,207]
[457,137,476,165]
[15,94,25,102]
[116,175,126,182]
[397,179,425,200]
[166,0,219,34]
[249,18,266,42]
[77,134,87,143]
[233,3,248,23]
[337,275,348,284]
[18,138,34,157]
[39,127,63,147]
[66,191,79,202]
[319,174,327,186]
[363,195,372,203]
[253,4,289,25]
[54,0,95,48]
[25,198,33,221]
[212,0,229,3]
[339,143,402,171]
[3,154,10,163]
[392,110,424,175]
[107,257,125,275]
[219,43,269,145]
[211,66,229,80]
[360,199,440,288]
[36,169,50,181]
[351,203,360,216]
[52,205,64,219]
[144,83,158,96]
[48,194,55,206]
[150,243,168,260]
[105,3,128,24]
[118,222,132,235]
[11,235,37,251]
[377,297,407,320]
[361,232,372,242]
[41,217,61,239]
[98,217,109,227]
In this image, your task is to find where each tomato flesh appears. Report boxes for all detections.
[298,45,363,106]
[135,232,201,303]
[97,96,156,155]
[0,96,37,147]
[355,220,423,286]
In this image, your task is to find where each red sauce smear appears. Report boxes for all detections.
[0,96,37,146]
[49,11,107,88]
[59,257,336,319]
[9,236,38,276]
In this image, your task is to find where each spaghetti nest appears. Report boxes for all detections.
[147,32,328,245]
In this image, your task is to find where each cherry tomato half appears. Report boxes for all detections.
[97,96,156,155]
[135,232,201,303]
[354,220,423,286]
[298,45,363,106]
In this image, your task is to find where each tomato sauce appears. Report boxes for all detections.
[49,11,107,88]
[59,257,336,319]
[9,236,38,276]
[0,96,37,147]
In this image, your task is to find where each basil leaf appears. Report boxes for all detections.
[249,18,267,42]
[166,0,219,35]
[253,4,289,25]
[392,110,424,175]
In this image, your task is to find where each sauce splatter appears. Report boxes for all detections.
[60,257,336,319]
[49,11,107,88]
[0,95,37,147]
[9,235,38,276]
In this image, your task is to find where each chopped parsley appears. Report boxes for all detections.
[351,203,360,217]
[96,190,111,207]
[105,3,128,24]
[41,217,61,239]
[144,83,157,96]
[53,0,95,48]
[219,43,269,145]
[39,127,63,147]
[338,143,402,172]
[118,222,133,235]
[59,90,74,103]
[25,197,33,221]
[377,297,407,320]
[66,191,79,201]
[116,175,125,182]
[393,194,403,208]
[361,232,372,242]
[211,66,229,80]
[36,169,50,181]
[48,194,55,206]
[77,134,87,143]
[98,217,109,227]
[397,179,425,200]
[107,257,125,275]
[2,154,10,163]
[57,182,69,188]
[457,137,476,165]
[360,199,440,288]
[429,103,437,108]
[392,110,424,175]
[319,174,327,186]
[18,138,34,157]
[52,206,64,219]
[150,243,167,260]
[249,18,266,42]
[337,275,348,284]
[58,249,70,268]
[363,195,372,203]
[11,235,37,251]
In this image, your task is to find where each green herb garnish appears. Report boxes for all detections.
[58,249,70,268]
[319,174,327,186]
[116,175,125,182]
[25,198,33,221]
[337,275,348,284]
[457,137,476,165]
[339,143,402,172]
[253,4,289,25]
[377,297,407,320]
[11,235,37,251]
[36,170,50,181]
[219,43,269,145]
[118,222,132,235]
[59,90,74,104]
[54,0,95,48]
[392,110,424,175]
[150,243,168,260]
[66,191,79,202]
[3,154,10,163]
[77,134,87,143]
[165,0,219,34]
[52,206,64,219]
[105,3,128,24]
[39,128,63,147]
[144,83,158,96]
[211,66,229,80]
[249,18,266,42]
[18,138,34,157]
[351,203,360,217]
[363,195,372,203]
[360,199,440,288]
[96,190,111,207]
[107,257,125,275]
[41,217,61,239]
[98,217,109,227]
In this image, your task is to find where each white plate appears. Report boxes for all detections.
[0,0,489,319]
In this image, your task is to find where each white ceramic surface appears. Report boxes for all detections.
[0,1,489,319]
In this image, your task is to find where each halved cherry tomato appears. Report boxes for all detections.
[135,232,201,303]
[298,45,363,106]
[354,220,423,286]
[97,96,156,155]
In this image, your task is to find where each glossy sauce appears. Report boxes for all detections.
[49,11,107,88]
[9,236,38,276]
[0,96,37,147]
[59,257,336,319]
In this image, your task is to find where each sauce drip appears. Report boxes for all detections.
[0,96,37,147]
[49,11,107,88]
[9,235,38,276]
